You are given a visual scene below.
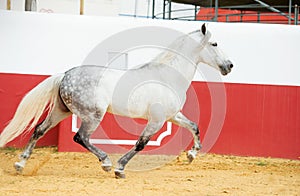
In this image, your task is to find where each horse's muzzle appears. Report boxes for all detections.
[220,60,233,76]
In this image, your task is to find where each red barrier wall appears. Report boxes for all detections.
[209,83,300,159]
[0,73,299,160]
[58,81,300,160]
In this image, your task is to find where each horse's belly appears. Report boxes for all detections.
[108,82,185,120]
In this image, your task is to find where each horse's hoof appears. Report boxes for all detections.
[187,150,196,163]
[101,157,112,172]
[187,153,194,163]
[114,169,126,179]
[14,162,24,173]
[101,164,112,172]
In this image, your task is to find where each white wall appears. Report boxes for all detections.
[0,10,299,86]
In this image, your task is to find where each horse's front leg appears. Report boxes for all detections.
[170,112,202,163]
[114,121,164,178]
[115,104,165,179]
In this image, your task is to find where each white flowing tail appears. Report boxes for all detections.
[0,74,64,147]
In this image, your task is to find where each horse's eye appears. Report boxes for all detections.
[211,42,217,47]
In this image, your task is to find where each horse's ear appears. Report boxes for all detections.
[201,23,206,35]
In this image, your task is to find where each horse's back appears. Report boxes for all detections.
[59,64,186,120]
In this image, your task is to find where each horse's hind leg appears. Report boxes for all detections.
[170,112,202,163]
[15,100,71,173]
[73,115,112,172]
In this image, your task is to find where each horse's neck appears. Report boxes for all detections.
[152,35,198,83]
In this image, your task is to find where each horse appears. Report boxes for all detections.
[0,24,233,178]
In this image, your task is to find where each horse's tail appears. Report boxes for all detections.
[0,74,65,147]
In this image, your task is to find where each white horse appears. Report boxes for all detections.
[0,24,233,178]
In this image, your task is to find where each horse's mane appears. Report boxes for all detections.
[152,30,203,66]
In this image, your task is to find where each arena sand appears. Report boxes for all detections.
[0,147,299,195]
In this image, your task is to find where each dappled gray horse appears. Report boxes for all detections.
[0,24,233,178]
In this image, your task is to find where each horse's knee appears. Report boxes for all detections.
[73,132,87,148]
[135,142,145,151]
[135,136,150,151]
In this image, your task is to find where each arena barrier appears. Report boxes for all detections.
[0,10,299,159]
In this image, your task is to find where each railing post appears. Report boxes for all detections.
[162,0,166,19]
[168,0,172,19]
[152,0,155,19]
[25,0,37,11]
[289,0,292,24]
[194,5,198,20]
[295,5,299,25]
[7,0,11,10]
[240,11,243,22]
[80,0,84,15]
[134,0,138,17]
[214,0,218,21]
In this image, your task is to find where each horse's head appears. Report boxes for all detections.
[191,24,233,76]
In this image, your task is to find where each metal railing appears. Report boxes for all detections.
[152,0,299,25]
[222,12,299,25]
